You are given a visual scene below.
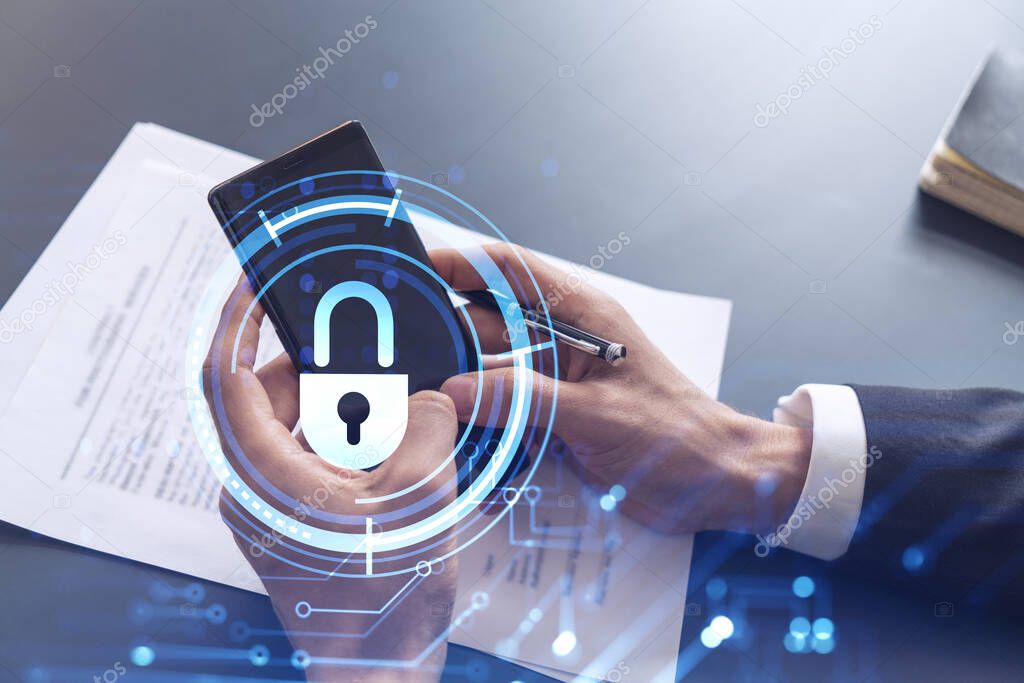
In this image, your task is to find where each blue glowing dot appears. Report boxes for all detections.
[792,576,815,598]
[206,603,227,625]
[812,618,834,639]
[299,178,314,195]
[529,608,543,622]
[382,269,399,290]
[789,617,811,637]
[249,645,269,666]
[229,621,251,643]
[705,576,728,601]
[131,645,155,667]
[540,158,559,177]
[700,626,722,649]
[609,484,626,501]
[448,165,466,184]
[148,581,173,602]
[184,582,205,603]
[128,600,153,624]
[812,635,835,653]
[552,630,577,657]
[710,615,734,639]
[471,591,490,610]
[382,70,399,89]
[783,632,807,654]
[291,649,311,670]
[240,181,255,199]
[755,472,778,496]
[599,494,617,511]
[902,546,925,572]
[299,273,316,293]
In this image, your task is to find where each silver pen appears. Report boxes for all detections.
[460,290,627,366]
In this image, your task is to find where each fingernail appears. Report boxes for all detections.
[441,375,475,417]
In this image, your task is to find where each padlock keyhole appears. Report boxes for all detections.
[337,392,371,445]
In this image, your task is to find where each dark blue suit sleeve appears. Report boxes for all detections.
[845,385,1024,609]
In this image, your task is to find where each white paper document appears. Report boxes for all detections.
[0,124,731,681]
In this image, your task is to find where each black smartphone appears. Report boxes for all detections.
[207,121,475,391]
[207,121,530,482]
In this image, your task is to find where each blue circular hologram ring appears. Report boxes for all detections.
[187,171,557,576]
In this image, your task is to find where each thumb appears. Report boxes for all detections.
[440,367,583,435]
[373,390,459,491]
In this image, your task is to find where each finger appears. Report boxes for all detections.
[204,278,320,497]
[456,303,510,354]
[480,341,561,382]
[439,367,583,434]
[372,391,459,495]
[430,243,619,331]
[256,352,299,430]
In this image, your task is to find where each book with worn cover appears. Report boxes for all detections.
[920,50,1024,236]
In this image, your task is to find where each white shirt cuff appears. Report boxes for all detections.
[767,384,869,561]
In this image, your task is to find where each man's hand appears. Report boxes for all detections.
[205,279,459,683]
[432,243,812,535]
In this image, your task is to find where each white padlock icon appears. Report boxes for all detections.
[299,281,408,469]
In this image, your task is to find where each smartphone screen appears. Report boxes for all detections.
[207,121,477,393]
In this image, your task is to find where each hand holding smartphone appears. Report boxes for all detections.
[207,121,529,482]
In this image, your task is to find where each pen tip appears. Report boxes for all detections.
[607,343,627,365]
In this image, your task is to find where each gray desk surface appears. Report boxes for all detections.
[1,0,1023,681]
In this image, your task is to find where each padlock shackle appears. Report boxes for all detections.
[313,280,395,368]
